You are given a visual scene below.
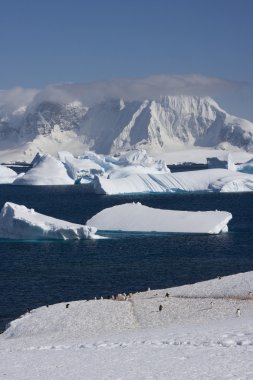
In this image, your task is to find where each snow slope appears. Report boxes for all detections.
[1,271,253,379]
[87,203,232,234]
[0,202,98,240]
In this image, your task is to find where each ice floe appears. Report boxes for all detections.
[0,202,98,240]
[87,202,232,234]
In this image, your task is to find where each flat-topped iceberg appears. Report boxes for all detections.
[0,202,98,240]
[94,168,253,194]
[87,203,232,234]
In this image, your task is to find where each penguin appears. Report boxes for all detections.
[236,308,241,317]
[66,304,70,309]
[159,305,163,312]
[26,308,31,313]
[165,293,170,298]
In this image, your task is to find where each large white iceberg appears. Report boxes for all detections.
[87,203,232,234]
[13,154,74,185]
[94,168,253,194]
[0,202,98,240]
[14,149,169,186]
[105,150,170,179]
[58,151,104,183]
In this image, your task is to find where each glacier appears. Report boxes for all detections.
[0,202,98,240]
[87,203,232,234]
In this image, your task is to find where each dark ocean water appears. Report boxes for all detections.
[0,185,253,330]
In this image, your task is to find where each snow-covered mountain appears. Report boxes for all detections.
[1,95,253,162]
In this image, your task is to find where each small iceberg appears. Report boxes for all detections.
[87,203,232,234]
[0,202,98,240]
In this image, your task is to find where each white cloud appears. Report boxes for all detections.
[43,74,245,106]
[0,87,38,111]
[0,75,246,111]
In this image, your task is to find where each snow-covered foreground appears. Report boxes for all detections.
[87,203,232,234]
[1,271,253,379]
[0,202,98,240]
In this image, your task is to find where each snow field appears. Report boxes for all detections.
[1,272,253,379]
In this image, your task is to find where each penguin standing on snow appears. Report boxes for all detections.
[159,305,163,312]
[236,308,241,317]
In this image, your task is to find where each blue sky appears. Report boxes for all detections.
[0,0,253,119]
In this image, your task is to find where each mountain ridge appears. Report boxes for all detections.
[0,95,253,162]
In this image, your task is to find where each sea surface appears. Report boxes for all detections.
[0,185,253,330]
